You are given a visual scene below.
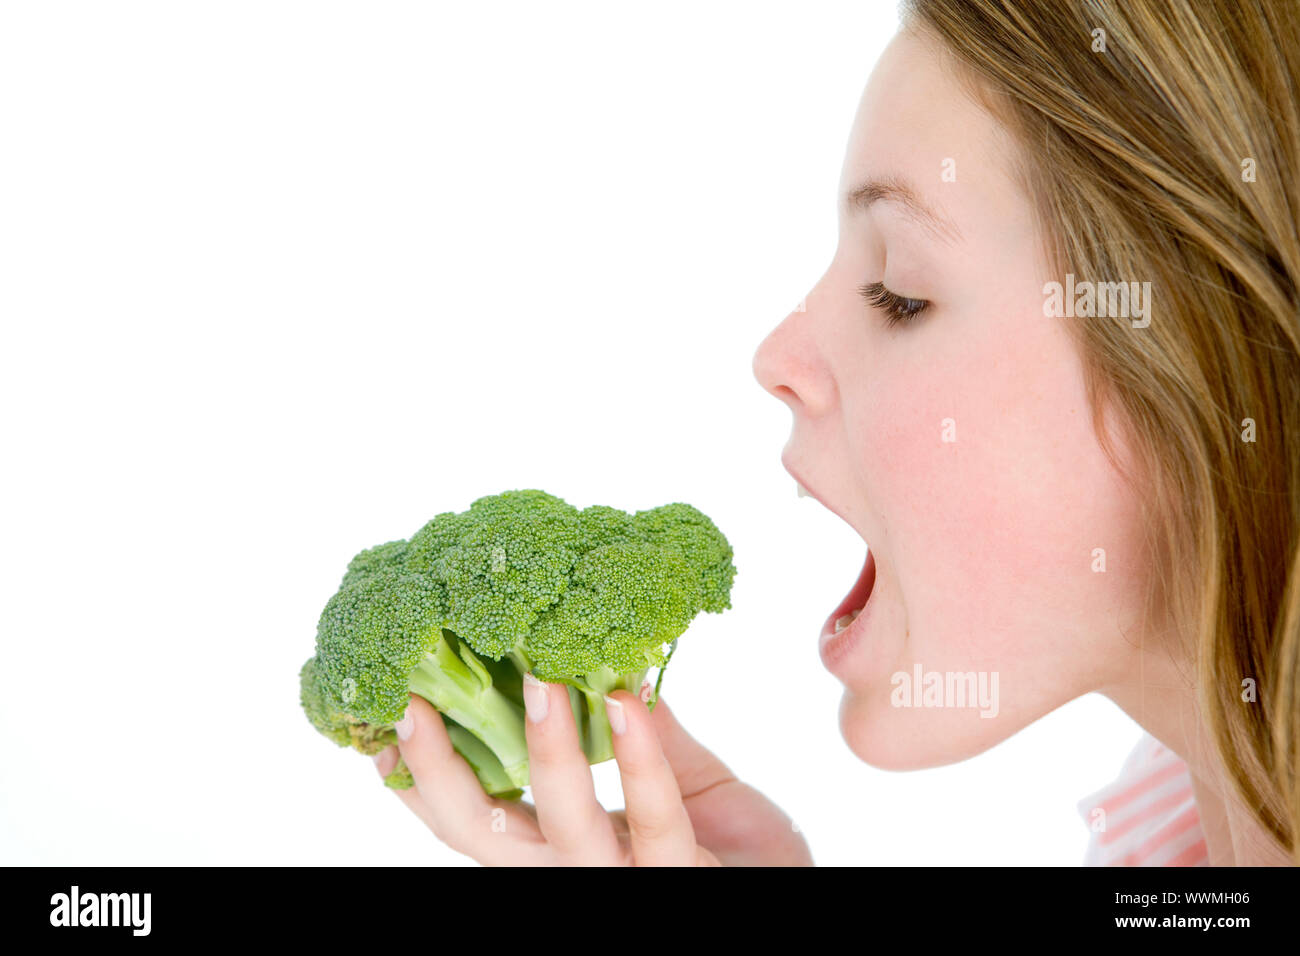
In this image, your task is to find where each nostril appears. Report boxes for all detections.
[770,384,798,402]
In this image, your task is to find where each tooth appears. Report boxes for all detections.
[797,482,810,498]
[834,608,861,633]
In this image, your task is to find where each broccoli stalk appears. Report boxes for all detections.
[413,637,653,785]
[374,716,524,797]
[439,718,522,799]
[408,629,531,789]
[562,666,649,764]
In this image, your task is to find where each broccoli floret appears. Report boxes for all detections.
[299,489,735,796]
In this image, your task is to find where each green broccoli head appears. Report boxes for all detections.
[525,542,700,678]
[301,490,736,795]
[340,538,410,586]
[299,656,353,747]
[417,490,584,661]
[299,654,411,788]
[314,568,446,725]
[405,490,735,678]
[632,502,737,614]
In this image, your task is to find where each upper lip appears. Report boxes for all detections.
[781,452,864,542]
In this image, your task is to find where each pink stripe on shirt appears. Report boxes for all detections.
[1095,760,1187,817]
[1098,785,1192,846]
[1078,733,1209,867]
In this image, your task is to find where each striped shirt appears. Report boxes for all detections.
[1076,733,1209,866]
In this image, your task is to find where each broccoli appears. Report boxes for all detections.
[299,489,736,797]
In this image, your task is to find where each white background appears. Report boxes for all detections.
[0,0,1143,866]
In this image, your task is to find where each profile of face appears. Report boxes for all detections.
[752,26,1154,769]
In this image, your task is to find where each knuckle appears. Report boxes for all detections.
[625,806,677,843]
[528,743,584,776]
[548,809,604,851]
[614,749,655,779]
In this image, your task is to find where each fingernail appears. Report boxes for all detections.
[639,680,653,704]
[604,695,626,735]
[394,708,414,741]
[523,673,549,723]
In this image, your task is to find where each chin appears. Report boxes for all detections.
[836,687,1024,771]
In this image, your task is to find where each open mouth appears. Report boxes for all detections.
[821,548,876,641]
[785,463,878,665]
[789,466,879,667]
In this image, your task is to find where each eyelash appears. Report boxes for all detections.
[857,281,930,328]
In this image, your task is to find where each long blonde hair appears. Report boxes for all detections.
[903,0,1300,859]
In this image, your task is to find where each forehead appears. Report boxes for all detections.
[839,28,1027,238]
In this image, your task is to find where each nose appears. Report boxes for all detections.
[752,292,828,414]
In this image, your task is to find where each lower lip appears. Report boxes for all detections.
[818,550,876,672]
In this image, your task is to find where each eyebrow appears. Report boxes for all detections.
[843,176,961,244]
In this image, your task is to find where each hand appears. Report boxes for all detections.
[373,681,813,866]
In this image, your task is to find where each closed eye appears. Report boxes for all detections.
[858,281,930,328]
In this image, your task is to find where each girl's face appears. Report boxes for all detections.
[753,27,1153,768]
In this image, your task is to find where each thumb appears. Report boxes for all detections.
[647,694,737,797]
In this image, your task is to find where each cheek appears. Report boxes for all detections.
[857,314,1145,678]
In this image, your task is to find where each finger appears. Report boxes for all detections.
[522,674,620,864]
[647,694,737,797]
[605,689,700,866]
[373,744,399,778]
[395,694,548,865]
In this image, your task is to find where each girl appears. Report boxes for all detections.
[374,0,1300,866]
